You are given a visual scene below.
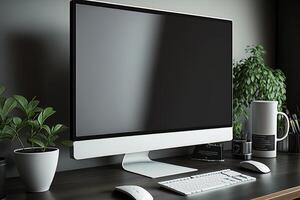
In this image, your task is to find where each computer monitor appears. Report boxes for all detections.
[71,0,232,178]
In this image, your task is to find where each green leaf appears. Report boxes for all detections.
[42,125,51,135]
[0,97,17,120]
[28,138,45,148]
[50,135,59,142]
[27,120,39,128]
[13,95,28,112]
[38,134,48,142]
[2,125,16,138]
[37,112,43,125]
[12,117,22,126]
[0,96,5,108]
[38,107,56,125]
[43,107,56,119]
[0,133,12,140]
[246,79,251,84]
[0,86,5,96]
[3,97,17,113]
[27,98,40,118]
[52,124,67,134]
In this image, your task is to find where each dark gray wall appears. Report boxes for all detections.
[277,0,300,111]
[0,0,276,177]
[101,0,277,66]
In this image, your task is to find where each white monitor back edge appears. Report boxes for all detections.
[73,127,232,160]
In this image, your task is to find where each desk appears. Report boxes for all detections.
[5,152,300,200]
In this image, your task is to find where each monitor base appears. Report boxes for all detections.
[122,151,197,178]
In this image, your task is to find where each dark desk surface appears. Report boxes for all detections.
[5,152,300,200]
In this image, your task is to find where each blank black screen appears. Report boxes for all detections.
[73,2,232,139]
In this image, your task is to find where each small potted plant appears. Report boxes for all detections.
[0,86,70,192]
[232,45,287,158]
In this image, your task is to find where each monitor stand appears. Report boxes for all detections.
[122,151,197,178]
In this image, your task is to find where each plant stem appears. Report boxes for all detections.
[11,129,25,149]
[16,134,24,149]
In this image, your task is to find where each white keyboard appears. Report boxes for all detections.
[158,169,256,196]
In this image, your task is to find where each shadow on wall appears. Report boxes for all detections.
[1,30,126,177]
[7,32,70,129]
[0,32,70,176]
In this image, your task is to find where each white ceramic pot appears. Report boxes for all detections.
[14,147,59,192]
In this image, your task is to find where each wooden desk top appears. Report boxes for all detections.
[5,152,300,200]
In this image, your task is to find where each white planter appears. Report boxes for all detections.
[14,147,59,192]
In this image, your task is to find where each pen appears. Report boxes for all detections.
[292,114,300,133]
[290,120,297,134]
[296,105,300,118]
[287,109,297,134]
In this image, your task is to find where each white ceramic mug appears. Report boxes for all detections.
[251,100,289,158]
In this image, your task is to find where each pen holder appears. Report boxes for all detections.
[288,134,300,153]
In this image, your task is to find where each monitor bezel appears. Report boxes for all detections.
[70,0,233,141]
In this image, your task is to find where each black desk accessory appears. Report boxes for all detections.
[286,108,300,153]
[232,140,252,160]
[192,144,224,161]
[286,109,299,134]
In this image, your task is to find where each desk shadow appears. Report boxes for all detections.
[25,191,56,200]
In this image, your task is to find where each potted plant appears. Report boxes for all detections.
[0,85,70,192]
[232,45,287,158]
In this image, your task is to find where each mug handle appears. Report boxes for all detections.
[277,112,290,141]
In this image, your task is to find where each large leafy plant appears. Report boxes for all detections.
[233,45,286,139]
[0,85,69,151]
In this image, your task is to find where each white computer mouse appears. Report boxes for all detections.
[115,185,153,200]
[240,160,271,174]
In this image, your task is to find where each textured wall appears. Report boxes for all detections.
[0,0,276,177]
